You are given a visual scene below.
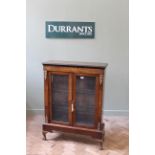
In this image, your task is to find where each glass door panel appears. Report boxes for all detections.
[75,75,96,127]
[50,74,69,123]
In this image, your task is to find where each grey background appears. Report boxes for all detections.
[26,0,129,116]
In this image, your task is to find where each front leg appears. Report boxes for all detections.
[100,123,105,150]
[42,131,48,140]
[100,132,105,150]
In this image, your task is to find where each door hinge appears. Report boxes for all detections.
[71,104,74,112]
[45,113,48,123]
[99,75,103,85]
[44,70,47,80]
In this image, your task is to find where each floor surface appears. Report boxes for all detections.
[26,114,129,155]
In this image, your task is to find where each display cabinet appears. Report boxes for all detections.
[42,60,107,149]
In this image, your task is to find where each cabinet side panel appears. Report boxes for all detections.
[98,70,105,125]
[95,76,100,128]
[44,70,50,123]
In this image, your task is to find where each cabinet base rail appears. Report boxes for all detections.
[42,123,105,150]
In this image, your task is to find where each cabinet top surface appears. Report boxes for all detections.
[42,60,108,69]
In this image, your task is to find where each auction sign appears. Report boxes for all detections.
[46,21,95,39]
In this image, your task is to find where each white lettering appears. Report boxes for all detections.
[48,25,54,32]
[60,26,66,32]
[48,24,93,35]
[77,26,84,33]
[88,26,92,33]
[66,26,72,32]
[72,26,78,33]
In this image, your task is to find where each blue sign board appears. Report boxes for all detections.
[46,21,95,39]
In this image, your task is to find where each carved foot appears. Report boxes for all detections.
[42,131,48,140]
[100,140,104,150]
[99,132,105,150]
[99,123,105,150]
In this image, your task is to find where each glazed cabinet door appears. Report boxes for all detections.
[48,72,72,125]
[73,74,99,128]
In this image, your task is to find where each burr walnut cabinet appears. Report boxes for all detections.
[42,60,108,149]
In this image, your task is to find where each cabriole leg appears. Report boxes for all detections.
[42,131,48,140]
[100,133,105,150]
[100,123,105,150]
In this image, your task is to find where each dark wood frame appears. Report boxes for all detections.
[42,61,107,149]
